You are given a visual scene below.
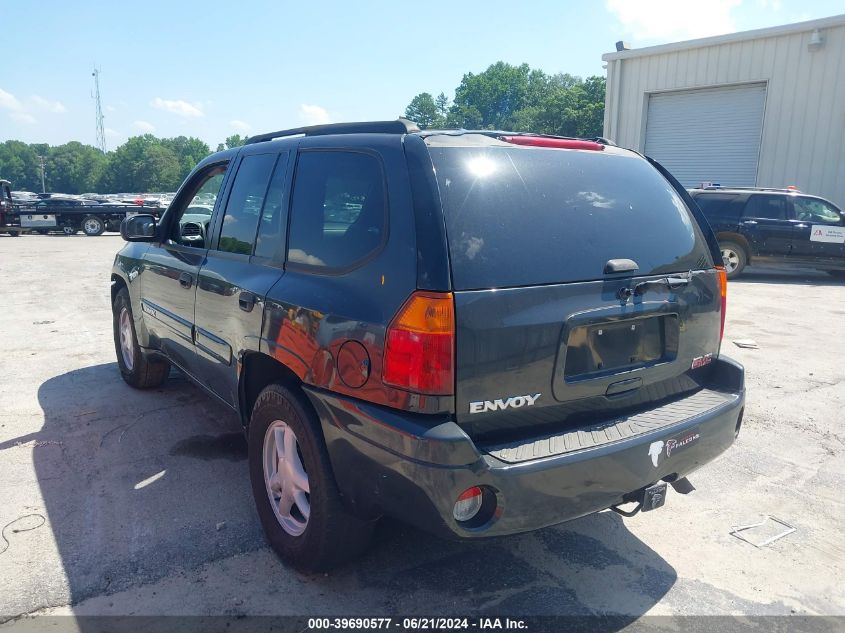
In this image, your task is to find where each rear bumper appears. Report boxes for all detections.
[305,356,745,539]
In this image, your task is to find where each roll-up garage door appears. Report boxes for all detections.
[644,83,766,188]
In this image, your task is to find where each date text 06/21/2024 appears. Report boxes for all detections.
[307,617,529,630]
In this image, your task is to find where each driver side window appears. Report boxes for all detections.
[166,164,228,247]
[793,197,842,225]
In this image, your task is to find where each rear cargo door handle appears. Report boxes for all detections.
[239,291,256,312]
[606,377,642,398]
[179,272,193,289]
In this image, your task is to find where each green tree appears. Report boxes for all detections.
[98,135,182,192]
[404,92,445,129]
[216,134,246,152]
[160,136,211,181]
[47,142,107,193]
[435,92,450,120]
[406,62,606,138]
[447,62,537,130]
[0,141,41,191]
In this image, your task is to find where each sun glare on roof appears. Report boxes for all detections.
[466,156,497,178]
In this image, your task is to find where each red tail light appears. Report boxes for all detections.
[383,291,454,395]
[716,266,727,341]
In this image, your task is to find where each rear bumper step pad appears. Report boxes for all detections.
[483,387,737,463]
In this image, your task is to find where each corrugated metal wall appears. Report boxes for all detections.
[603,20,845,209]
[644,84,767,187]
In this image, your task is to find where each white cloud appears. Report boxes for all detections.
[105,128,121,137]
[105,104,117,112]
[10,111,37,124]
[150,97,204,117]
[230,119,251,132]
[0,88,24,113]
[133,120,156,133]
[606,0,741,42]
[31,95,66,113]
[299,103,331,125]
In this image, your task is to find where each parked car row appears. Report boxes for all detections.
[0,189,174,236]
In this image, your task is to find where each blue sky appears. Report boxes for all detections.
[1,0,841,148]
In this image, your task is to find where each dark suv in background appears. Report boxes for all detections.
[112,120,745,570]
[689,186,845,279]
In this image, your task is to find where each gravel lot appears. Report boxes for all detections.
[0,235,843,621]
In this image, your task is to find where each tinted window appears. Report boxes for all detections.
[694,193,741,218]
[287,151,386,269]
[218,153,277,255]
[429,146,712,289]
[743,195,787,220]
[793,197,842,224]
[254,153,290,260]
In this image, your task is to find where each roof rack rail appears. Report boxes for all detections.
[418,129,617,146]
[696,184,801,193]
[245,118,420,145]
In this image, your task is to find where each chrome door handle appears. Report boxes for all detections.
[742,220,758,225]
[795,223,809,228]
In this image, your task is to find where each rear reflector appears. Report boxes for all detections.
[499,136,603,151]
[383,291,454,395]
[453,487,483,522]
[716,266,727,341]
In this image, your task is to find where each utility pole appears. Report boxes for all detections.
[92,67,107,153]
[37,155,46,192]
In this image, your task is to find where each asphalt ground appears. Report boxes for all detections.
[0,235,843,623]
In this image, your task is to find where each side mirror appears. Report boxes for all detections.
[120,214,157,242]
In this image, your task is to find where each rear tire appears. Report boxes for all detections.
[62,226,77,235]
[248,383,374,571]
[719,241,747,279]
[82,215,106,236]
[112,287,170,388]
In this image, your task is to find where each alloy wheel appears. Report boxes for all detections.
[119,307,135,371]
[263,420,311,536]
[721,248,740,273]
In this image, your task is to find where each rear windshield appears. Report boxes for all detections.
[429,146,713,290]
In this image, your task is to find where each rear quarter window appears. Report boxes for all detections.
[693,193,742,218]
[287,151,387,271]
[429,146,713,289]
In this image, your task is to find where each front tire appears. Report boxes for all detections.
[82,215,106,236]
[112,287,170,388]
[248,384,374,571]
[720,241,747,279]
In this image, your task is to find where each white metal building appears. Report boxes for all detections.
[602,14,845,209]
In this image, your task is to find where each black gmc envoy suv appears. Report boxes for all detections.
[112,119,745,570]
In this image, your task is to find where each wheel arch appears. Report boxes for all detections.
[110,273,128,304]
[239,352,304,428]
[715,232,752,262]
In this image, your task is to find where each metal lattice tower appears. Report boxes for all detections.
[92,67,107,153]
